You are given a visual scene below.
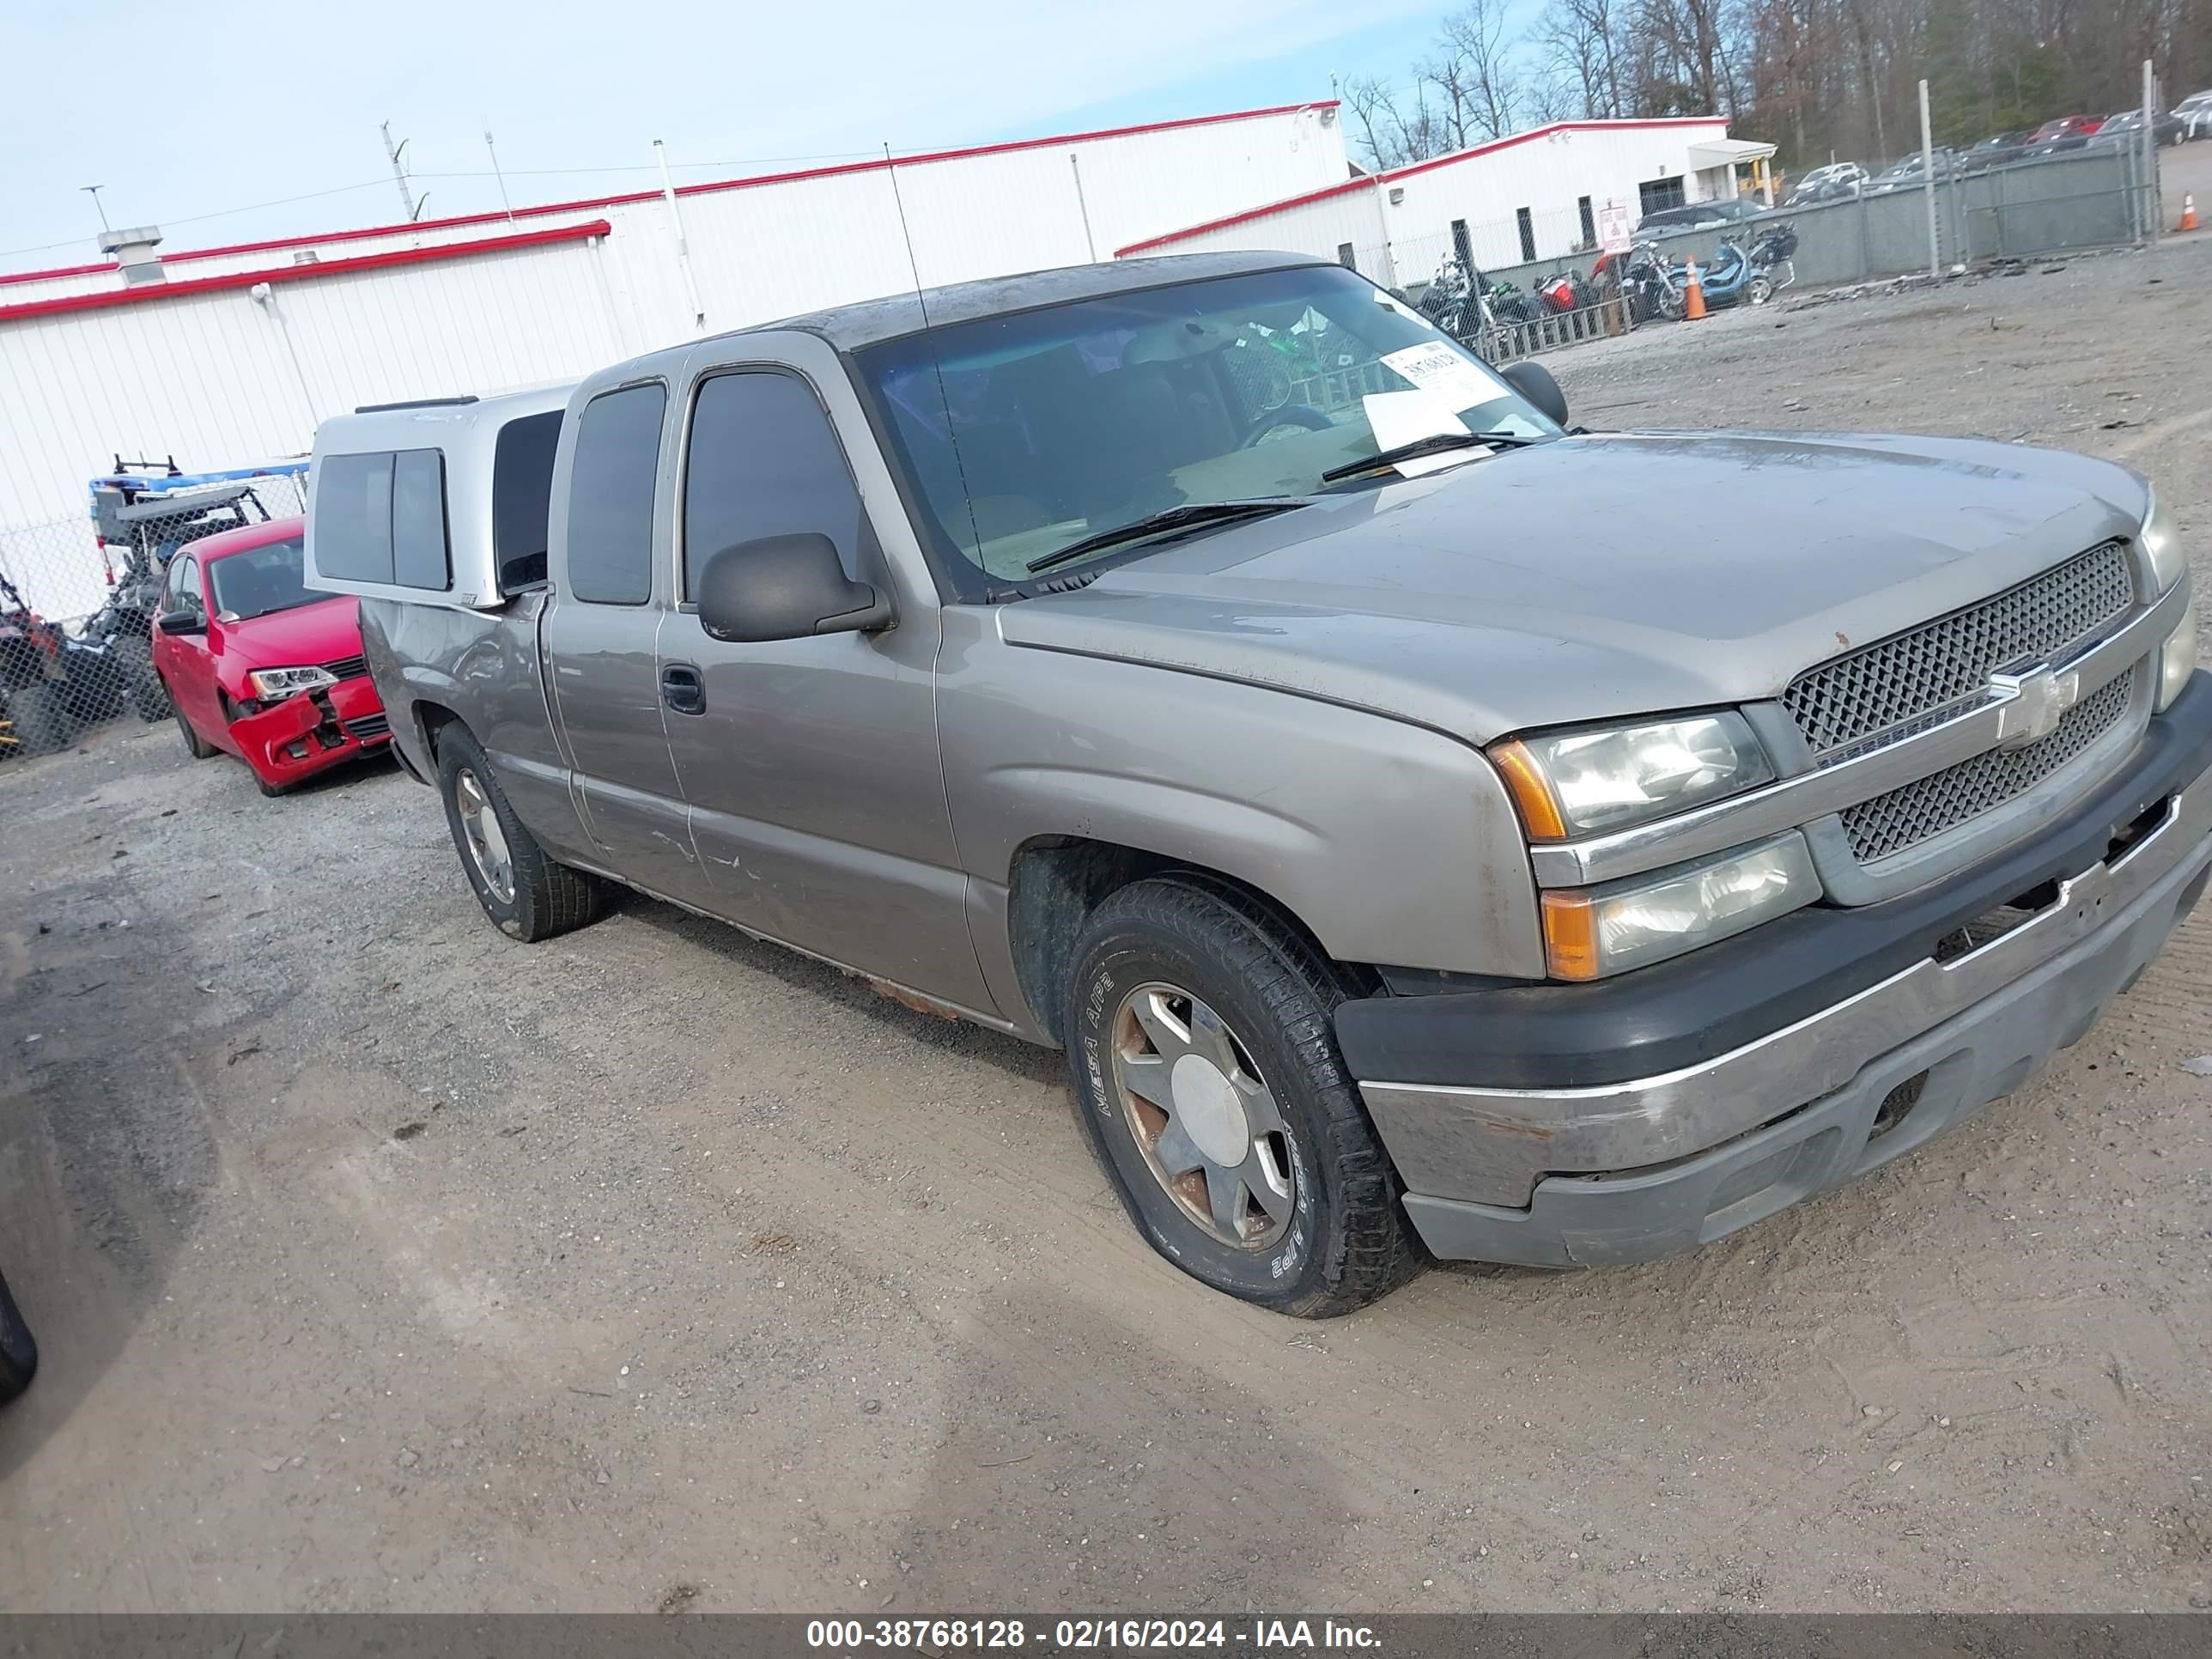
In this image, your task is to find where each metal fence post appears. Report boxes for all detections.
[1919,80,1940,278]
[2144,58,2161,245]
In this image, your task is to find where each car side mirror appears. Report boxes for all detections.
[695,533,893,644]
[155,609,204,636]
[1501,360,1570,428]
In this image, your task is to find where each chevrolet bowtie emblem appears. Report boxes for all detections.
[1990,664,2081,748]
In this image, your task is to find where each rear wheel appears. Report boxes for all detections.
[122,645,170,720]
[9,684,71,757]
[1747,273,1776,307]
[1063,877,1425,1316]
[435,724,607,941]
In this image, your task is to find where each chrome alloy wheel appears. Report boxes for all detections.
[1108,981,1298,1249]
[453,767,515,903]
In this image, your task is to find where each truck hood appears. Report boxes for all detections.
[997,431,2149,745]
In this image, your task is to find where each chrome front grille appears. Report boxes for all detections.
[1783,543,2134,760]
[1839,672,2132,862]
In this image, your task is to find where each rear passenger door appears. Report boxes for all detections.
[541,380,710,908]
[658,362,988,1009]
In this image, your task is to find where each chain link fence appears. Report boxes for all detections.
[1352,143,2154,374]
[1,467,307,763]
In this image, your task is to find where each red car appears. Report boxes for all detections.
[150,515,391,794]
[2029,114,2104,141]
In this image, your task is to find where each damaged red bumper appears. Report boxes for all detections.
[228,675,391,790]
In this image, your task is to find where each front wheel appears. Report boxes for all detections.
[1064,877,1425,1316]
[1747,273,1776,307]
[435,724,607,941]
[174,696,216,760]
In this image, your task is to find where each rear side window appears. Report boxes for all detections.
[314,448,450,591]
[566,384,665,605]
[492,410,562,592]
[682,371,865,594]
[316,453,396,583]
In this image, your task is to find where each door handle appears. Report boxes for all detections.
[660,663,706,716]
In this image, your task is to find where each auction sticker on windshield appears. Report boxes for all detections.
[1382,343,1500,413]
[1359,391,1491,476]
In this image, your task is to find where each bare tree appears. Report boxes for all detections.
[1437,0,1524,137]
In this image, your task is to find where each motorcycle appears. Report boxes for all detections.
[1416,255,1492,339]
[1535,267,1600,314]
[1595,243,1676,324]
[1747,222,1799,295]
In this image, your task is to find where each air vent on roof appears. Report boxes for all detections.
[99,226,165,285]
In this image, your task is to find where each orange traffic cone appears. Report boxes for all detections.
[2181,193,2200,232]
[1683,259,1708,320]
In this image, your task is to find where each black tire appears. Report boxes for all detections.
[173,694,216,760]
[9,684,71,757]
[125,647,171,721]
[0,1269,36,1405]
[1064,876,1425,1316]
[434,723,607,942]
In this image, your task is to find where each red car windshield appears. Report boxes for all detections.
[208,537,318,621]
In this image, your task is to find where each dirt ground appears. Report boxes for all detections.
[4,236,2212,1618]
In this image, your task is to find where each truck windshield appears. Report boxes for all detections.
[209,538,319,621]
[857,264,1558,588]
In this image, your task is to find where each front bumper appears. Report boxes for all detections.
[1342,673,2212,1267]
[229,675,391,789]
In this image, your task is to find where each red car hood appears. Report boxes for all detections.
[223,595,363,670]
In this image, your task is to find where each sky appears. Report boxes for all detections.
[1,0,1470,270]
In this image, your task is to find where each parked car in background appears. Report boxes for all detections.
[1961,131,2031,171]
[1784,161,1867,204]
[1635,196,1768,234]
[2096,108,2185,148]
[1866,148,1961,192]
[2031,114,2104,143]
[152,515,391,796]
[2025,132,2093,159]
[312,251,2208,1316]
[2176,90,2212,138]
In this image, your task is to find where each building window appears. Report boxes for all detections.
[1450,219,1472,271]
[1516,207,1535,264]
[1336,242,1357,270]
[1639,176,1686,216]
[1578,196,1596,248]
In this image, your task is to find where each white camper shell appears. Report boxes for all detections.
[304,385,574,610]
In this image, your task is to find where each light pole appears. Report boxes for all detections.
[81,185,110,231]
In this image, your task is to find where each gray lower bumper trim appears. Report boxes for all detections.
[1401,827,2212,1266]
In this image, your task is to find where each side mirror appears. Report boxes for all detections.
[1501,360,1570,428]
[695,533,892,645]
[155,610,204,637]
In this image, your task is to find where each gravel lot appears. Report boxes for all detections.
[4,234,2211,1616]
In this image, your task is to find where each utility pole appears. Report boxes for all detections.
[485,131,515,222]
[80,185,110,231]
[380,121,418,219]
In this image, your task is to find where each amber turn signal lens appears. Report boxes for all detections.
[1492,739,1567,841]
[1540,890,1601,981]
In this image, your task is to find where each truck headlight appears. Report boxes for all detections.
[247,665,338,699]
[1492,712,1776,839]
[2159,602,2197,711]
[2142,489,2185,592]
[1540,834,1821,981]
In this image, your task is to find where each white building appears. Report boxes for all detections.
[1116,118,1775,288]
[0,101,1348,618]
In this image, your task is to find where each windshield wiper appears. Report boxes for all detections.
[1320,430,1544,484]
[1024,499,1307,574]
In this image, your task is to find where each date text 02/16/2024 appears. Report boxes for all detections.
[805,1620,1382,1650]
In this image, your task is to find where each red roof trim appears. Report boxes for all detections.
[1115,117,1727,255]
[0,258,115,289]
[24,101,1339,277]
[0,220,611,323]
